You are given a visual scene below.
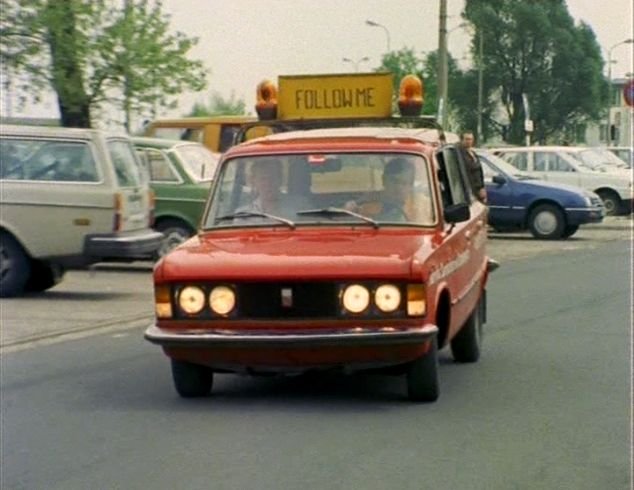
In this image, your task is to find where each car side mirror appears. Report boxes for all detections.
[492,174,506,185]
[444,202,470,224]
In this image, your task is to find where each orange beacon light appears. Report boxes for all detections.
[255,79,278,120]
[398,75,424,116]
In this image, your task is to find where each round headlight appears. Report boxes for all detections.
[342,284,370,313]
[209,286,236,315]
[375,284,401,313]
[178,286,205,315]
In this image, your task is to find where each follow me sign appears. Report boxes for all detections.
[277,72,394,120]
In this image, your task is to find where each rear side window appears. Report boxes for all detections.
[0,137,99,182]
[107,140,143,187]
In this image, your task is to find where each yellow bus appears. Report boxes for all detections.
[143,116,257,153]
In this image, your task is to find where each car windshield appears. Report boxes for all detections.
[477,150,531,179]
[204,152,436,229]
[571,149,628,171]
[174,144,219,182]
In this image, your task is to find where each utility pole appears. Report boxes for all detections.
[476,29,483,143]
[437,0,448,128]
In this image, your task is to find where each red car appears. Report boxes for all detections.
[145,127,496,402]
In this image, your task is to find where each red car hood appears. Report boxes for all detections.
[157,228,437,282]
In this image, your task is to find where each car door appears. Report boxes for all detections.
[480,156,515,225]
[438,146,486,338]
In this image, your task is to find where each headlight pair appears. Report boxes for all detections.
[342,284,401,314]
[178,285,235,316]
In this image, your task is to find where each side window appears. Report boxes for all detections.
[503,152,527,171]
[437,148,469,207]
[1,139,98,182]
[534,152,548,171]
[144,149,180,182]
[550,155,573,172]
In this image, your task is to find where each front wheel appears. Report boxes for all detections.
[26,262,65,292]
[0,232,31,297]
[171,360,213,398]
[528,204,565,239]
[596,190,621,216]
[451,298,483,363]
[406,338,440,402]
[154,220,194,259]
[562,225,579,238]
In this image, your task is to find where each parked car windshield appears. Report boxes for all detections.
[204,152,436,229]
[565,148,626,172]
[107,140,144,187]
[174,144,219,182]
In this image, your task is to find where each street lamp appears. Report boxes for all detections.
[342,56,370,72]
[606,38,634,145]
[365,19,391,52]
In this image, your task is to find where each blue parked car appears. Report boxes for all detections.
[477,150,604,239]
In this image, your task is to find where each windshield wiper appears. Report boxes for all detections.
[296,207,379,229]
[216,211,295,229]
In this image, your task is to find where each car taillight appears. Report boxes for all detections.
[113,192,123,232]
[148,188,156,226]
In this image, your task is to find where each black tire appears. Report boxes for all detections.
[562,225,579,238]
[26,262,65,292]
[171,359,213,398]
[596,190,621,216]
[154,219,194,259]
[0,232,31,298]
[527,204,565,239]
[451,299,483,363]
[406,338,440,402]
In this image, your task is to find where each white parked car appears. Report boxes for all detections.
[0,125,163,297]
[560,147,631,175]
[490,146,633,215]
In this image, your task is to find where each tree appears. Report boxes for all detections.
[463,0,606,144]
[0,0,207,129]
[187,91,247,117]
[375,48,469,126]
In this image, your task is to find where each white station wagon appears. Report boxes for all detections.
[491,146,633,215]
[0,125,163,297]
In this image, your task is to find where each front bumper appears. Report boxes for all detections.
[565,206,604,225]
[144,324,438,349]
[85,228,163,260]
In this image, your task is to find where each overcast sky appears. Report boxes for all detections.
[3,0,632,125]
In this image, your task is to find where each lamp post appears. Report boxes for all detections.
[476,27,484,143]
[342,56,370,72]
[606,38,634,145]
[365,19,391,52]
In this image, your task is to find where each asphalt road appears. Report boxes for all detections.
[1,217,631,351]
[1,231,631,490]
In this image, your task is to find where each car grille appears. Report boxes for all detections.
[237,282,340,319]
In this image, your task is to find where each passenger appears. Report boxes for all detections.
[458,131,487,203]
[237,158,284,215]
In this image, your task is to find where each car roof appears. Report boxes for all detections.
[241,127,459,146]
[489,146,580,152]
[131,136,205,149]
[0,124,131,139]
